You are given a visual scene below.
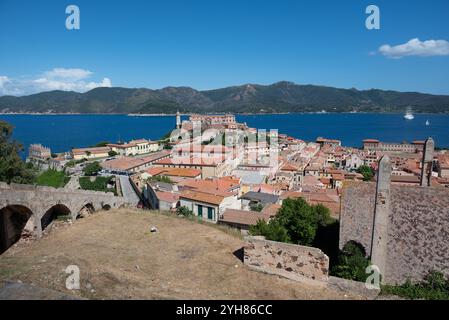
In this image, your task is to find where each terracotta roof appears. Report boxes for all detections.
[101,157,146,171]
[156,191,179,204]
[332,173,345,181]
[261,203,281,217]
[363,139,380,143]
[178,177,239,195]
[219,209,270,226]
[146,167,201,178]
[390,175,420,184]
[180,190,225,206]
[154,157,223,167]
[72,146,110,155]
[146,167,166,176]
[281,163,299,171]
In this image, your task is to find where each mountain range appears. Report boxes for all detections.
[1,81,449,114]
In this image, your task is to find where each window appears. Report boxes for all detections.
[197,205,203,218]
[207,207,214,220]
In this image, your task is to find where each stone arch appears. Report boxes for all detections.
[102,204,112,211]
[41,204,71,231]
[0,205,34,255]
[76,203,95,219]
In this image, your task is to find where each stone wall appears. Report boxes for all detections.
[340,182,449,284]
[387,186,449,284]
[0,182,128,238]
[244,236,329,283]
[339,182,376,254]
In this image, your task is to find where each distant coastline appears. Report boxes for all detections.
[2,111,449,116]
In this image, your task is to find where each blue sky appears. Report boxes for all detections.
[1,0,449,95]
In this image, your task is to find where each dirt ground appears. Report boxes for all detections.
[0,209,364,300]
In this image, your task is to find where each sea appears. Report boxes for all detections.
[1,113,448,158]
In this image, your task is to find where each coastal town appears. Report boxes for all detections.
[1,111,448,300]
[25,112,449,229]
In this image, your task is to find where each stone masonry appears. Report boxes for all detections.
[0,182,128,239]
[340,141,449,284]
[244,236,329,284]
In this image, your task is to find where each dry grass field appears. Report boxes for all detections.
[0,209,363,300]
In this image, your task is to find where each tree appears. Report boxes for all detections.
[275,198,319,246]
[249,197,334,246]
[0,120,36,184]
[83,161,102,176]
[92,141,110,147]
[177,206,193,217]
[249,219,290,243]
[250,203,264,212]
[331,241,371,282]
[108,150,118,157]
[357,165,375,181]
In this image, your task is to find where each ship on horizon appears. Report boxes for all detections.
[404,108,414,120]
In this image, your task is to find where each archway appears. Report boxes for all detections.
[102,204,111,211]
[77,203,95,219]
[41,204,71,231]
[0,205,34,255]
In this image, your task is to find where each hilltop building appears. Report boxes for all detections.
[27,144,51,161]
[362,139,425,154]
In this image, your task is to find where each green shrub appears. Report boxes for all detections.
[357,165,375,181]
[83,161,102,176]
[176,206,193,217]
[147,175,173,184]
[79,176,115,194]
[36,169,70,188]
[331,241,371,282]
[249,197,334,246]
[250,203,264,212]
[249,219,290,243]
[382,271,449,300]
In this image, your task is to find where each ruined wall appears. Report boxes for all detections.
[244,236,329,283]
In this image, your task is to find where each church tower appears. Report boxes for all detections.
[176,110,181,129]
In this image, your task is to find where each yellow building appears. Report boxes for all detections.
[108,139,160,156]
[71,147,111,160]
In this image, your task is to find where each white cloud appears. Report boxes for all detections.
[0,76,10,87]
[0,68,112,96]
[379,38,449,59]
[44,68,93,81]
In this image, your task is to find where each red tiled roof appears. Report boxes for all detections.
[180,190,225,206]
[261,203,281,217]
[72,146,110,155]
[156,191,179,204]
[219,209,270,226]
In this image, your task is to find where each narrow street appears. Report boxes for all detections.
[117,175,140,206]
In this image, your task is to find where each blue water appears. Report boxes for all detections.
[1,113,448,158]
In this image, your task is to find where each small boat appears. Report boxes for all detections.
[426,120,430,126]
[404,108,414,120]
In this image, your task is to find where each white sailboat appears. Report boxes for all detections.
[426,120,430,126]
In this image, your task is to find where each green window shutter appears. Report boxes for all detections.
[207,207,213,220]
